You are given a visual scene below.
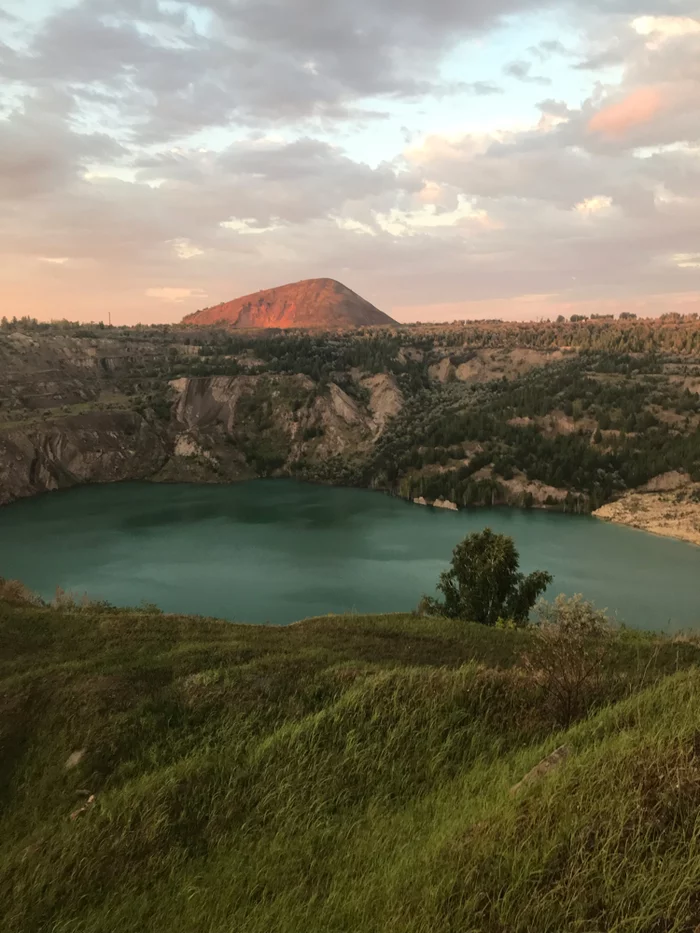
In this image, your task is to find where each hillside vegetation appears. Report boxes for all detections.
[1,315,699,538]
[3,592,700,932]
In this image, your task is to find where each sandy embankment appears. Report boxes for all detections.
[594,472,700,547]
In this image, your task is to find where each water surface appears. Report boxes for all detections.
[0,480,697,631]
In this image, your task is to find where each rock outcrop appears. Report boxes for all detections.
[361,374,403,437]
[161,374,380,481]
[510,746,571,797]
[594,473,700,546]
[0,412,168,506]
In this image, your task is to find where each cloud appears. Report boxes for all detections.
[465,81,504,95]
[172,239,204,260]
[587,86,666,137]
[1,0,700,324]
[0,91,124,200]
[674,253,700,269]
[632,15,700,44]
[575,195,614,216]
[1,0,548,138]
[503,60,551,85]
[529,38,571,61]
[146,287,208,302]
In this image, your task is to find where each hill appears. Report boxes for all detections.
[3,589,700,932]
[181,278,397,329]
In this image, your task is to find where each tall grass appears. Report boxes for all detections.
[1,600,700,932]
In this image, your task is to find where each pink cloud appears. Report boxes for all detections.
[587,87,666,138]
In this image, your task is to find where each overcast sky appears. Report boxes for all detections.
[1,0,699,324]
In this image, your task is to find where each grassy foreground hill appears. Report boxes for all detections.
[3,594,700,932]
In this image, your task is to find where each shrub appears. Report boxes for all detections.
[523,594,615,726]
[0,577,43,607]
[52,587,113,612]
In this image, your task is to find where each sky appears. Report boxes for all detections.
[0,0,699,325]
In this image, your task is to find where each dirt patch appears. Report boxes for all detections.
[451,348,570,384]
[500,473,569,505]
[361,374,403,435]
[595,482,700,546]
[429,358,456,384]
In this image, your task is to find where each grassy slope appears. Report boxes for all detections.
[2,603,700,933]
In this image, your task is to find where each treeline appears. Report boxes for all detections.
[416,317,700,354]
[6,313,700,356]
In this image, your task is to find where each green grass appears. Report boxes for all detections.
[0,395,134,431]
[2,600,700,932]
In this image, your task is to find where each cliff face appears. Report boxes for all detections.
[0,363,406,506]
[0,412,168,506]
[162,373,392,482]
[182,278,396,329]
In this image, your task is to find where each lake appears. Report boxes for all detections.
[0,480,698,631]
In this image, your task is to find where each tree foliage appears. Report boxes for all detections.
[423,528,552,625]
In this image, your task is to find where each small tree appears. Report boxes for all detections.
[523,595,615,726]
[421,528,552,626]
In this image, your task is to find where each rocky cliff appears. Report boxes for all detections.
[160,372,401,483]
[0,412,168,506]
[0,368,405,506]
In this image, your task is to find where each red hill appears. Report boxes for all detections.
[181,278,396,329]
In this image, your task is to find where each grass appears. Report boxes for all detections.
[2,598,700,932]
[0,395,134,431]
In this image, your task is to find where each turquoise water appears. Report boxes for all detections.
[0,480,697,631]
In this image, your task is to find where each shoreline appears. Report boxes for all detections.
[594,489,700,548]
[4,470,699,549]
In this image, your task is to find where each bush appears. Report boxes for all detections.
[0,577,43,607]
[51,586,113,612]
[523,594,615,725]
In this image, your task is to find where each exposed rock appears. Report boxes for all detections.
[167,373,376,474]
[360,373,403,436]
[397,347,424,364]
[181,278,396,329]
[0,412,168,507]
[411,496,459,510]
[65,749,86,770]
[70,793,96,820]
[328,383,364,425]
[500,473,570,507]
[594,481,700,546]
[510,746,570,797]
[433,498,459,511]
[174,434,214,461]
[429,358,456,384]
[641,471,690,493]
[455,348,569,384]
[172,375,248,433]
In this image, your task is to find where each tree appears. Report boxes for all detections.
[422,528,552,625]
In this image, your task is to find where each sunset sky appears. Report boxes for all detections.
[1,0,699,325]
